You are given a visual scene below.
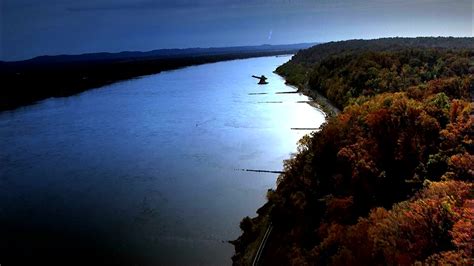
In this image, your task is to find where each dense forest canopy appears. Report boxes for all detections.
[234,37,473,265]
[281,37,474,69]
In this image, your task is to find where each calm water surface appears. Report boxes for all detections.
[0,56,325,265]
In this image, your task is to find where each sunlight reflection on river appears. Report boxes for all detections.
[0,55,325,265]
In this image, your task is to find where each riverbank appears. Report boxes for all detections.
[230,202,273,265]
[231,73,339,265]
[289,82,340,118]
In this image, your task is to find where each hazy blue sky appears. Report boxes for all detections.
[1,0,472,61]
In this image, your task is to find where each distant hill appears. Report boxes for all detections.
[0,43,316,111]
[289,37,473,66]
[1,43,317,65]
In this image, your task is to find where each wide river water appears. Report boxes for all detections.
[0,56,325,265]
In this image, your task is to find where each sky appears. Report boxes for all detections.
[1,0,473,61]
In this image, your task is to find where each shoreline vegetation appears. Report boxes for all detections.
[0,43,316,112]
[294,83,341,118]
[232,37,473,265]
[276,79,341,118]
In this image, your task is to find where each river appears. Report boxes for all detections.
[0,55,325,265]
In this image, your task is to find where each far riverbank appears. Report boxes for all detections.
[1,45,315,111]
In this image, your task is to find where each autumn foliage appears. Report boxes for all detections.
[305,181,473,265]
[238,38,474,265]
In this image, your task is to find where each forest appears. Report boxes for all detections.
[233,37,473,265]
